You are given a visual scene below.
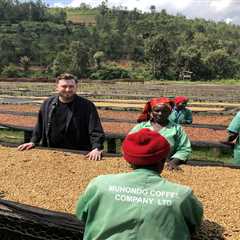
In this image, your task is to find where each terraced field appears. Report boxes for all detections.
[0,104,229,142]
[1,80,240,103]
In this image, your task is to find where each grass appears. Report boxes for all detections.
[0,128,24,144]
[191,149,233,164]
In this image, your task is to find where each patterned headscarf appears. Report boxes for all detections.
[174,96,189,105]
[137,97,173,123]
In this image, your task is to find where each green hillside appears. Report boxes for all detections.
[49,7,97,24]
[1,1,240,81]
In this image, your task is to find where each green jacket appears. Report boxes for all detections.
[169,108,193,124]
[129,121,191,161]
[76,169,203,240]
[227,111,240,164]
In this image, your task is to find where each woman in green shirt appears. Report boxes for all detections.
[169,96,192,124]
[130,97,191,170]
[76,129,203,240]
[223,111,240,164]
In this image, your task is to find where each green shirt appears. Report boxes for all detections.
[76,169,203,240]
[227,112,240,164]
[129,121,191,161]
[169,108,193,124]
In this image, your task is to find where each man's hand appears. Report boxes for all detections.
[86,148,103,161]
[166,158,182,171]
[18,142,35,151]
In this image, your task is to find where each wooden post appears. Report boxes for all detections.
[107,138,117,153]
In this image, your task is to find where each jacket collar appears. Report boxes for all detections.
[134,168,162,176]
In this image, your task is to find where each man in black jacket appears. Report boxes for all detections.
[18,73,105,160]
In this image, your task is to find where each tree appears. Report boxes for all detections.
[144,34,172,79]
[93,51,105,69]
[68,41,90,77]
[52,52,71,77]
[17,34,34,59]
[0,37,16,65]
[1,64,20,77]
[175,46,208,80]
[150,5,156,14]
[205,49,235,79]
[20,56,30,71]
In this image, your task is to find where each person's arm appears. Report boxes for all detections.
[76,191,89,224]
[221,131,238,148]
[18,105,44,151]
[227,131,238,142]
[167,126,191,170]
[184,109,192,124]
[170,125,191,161]
[227,112,240,138]
[167,158,183,171]
[30,106,44,145]
[180,190,203,235]
[178,109,192,124]
[75,178,98,223]
[168,111,177,124]
[221,112,240,146]
[88,104,105,160]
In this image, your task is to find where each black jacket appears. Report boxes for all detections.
[31,95,105,150]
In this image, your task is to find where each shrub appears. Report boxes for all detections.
[90,65,130,80]
[20,56,31,71]
[1,64,21,77]
[128,64,153,80]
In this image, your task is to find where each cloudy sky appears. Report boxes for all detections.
[45,0,240,25]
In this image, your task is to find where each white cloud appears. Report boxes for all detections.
[107,0,149,11]
[225,18,233,24]
[169,0,193,11]
[53,2,65,8]
[47,0,240,24]
[68,0,194,11]
[210,0,232,12]
[69,0,100,8]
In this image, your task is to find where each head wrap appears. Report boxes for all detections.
[174,96,189,105]
[137,97,174,123]
[122,128,170,166]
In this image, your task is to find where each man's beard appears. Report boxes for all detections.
[59,93,75,102]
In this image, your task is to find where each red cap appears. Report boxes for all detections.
[175,96,188,105]
[122,128,170,166]
[137,97,174,123]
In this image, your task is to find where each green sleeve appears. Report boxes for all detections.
[227,112,240,134]
[178,109,192,124]
[75,178,98,223]
[180,190,203,234]
[171,126,191,161]
[168,112,176,123]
